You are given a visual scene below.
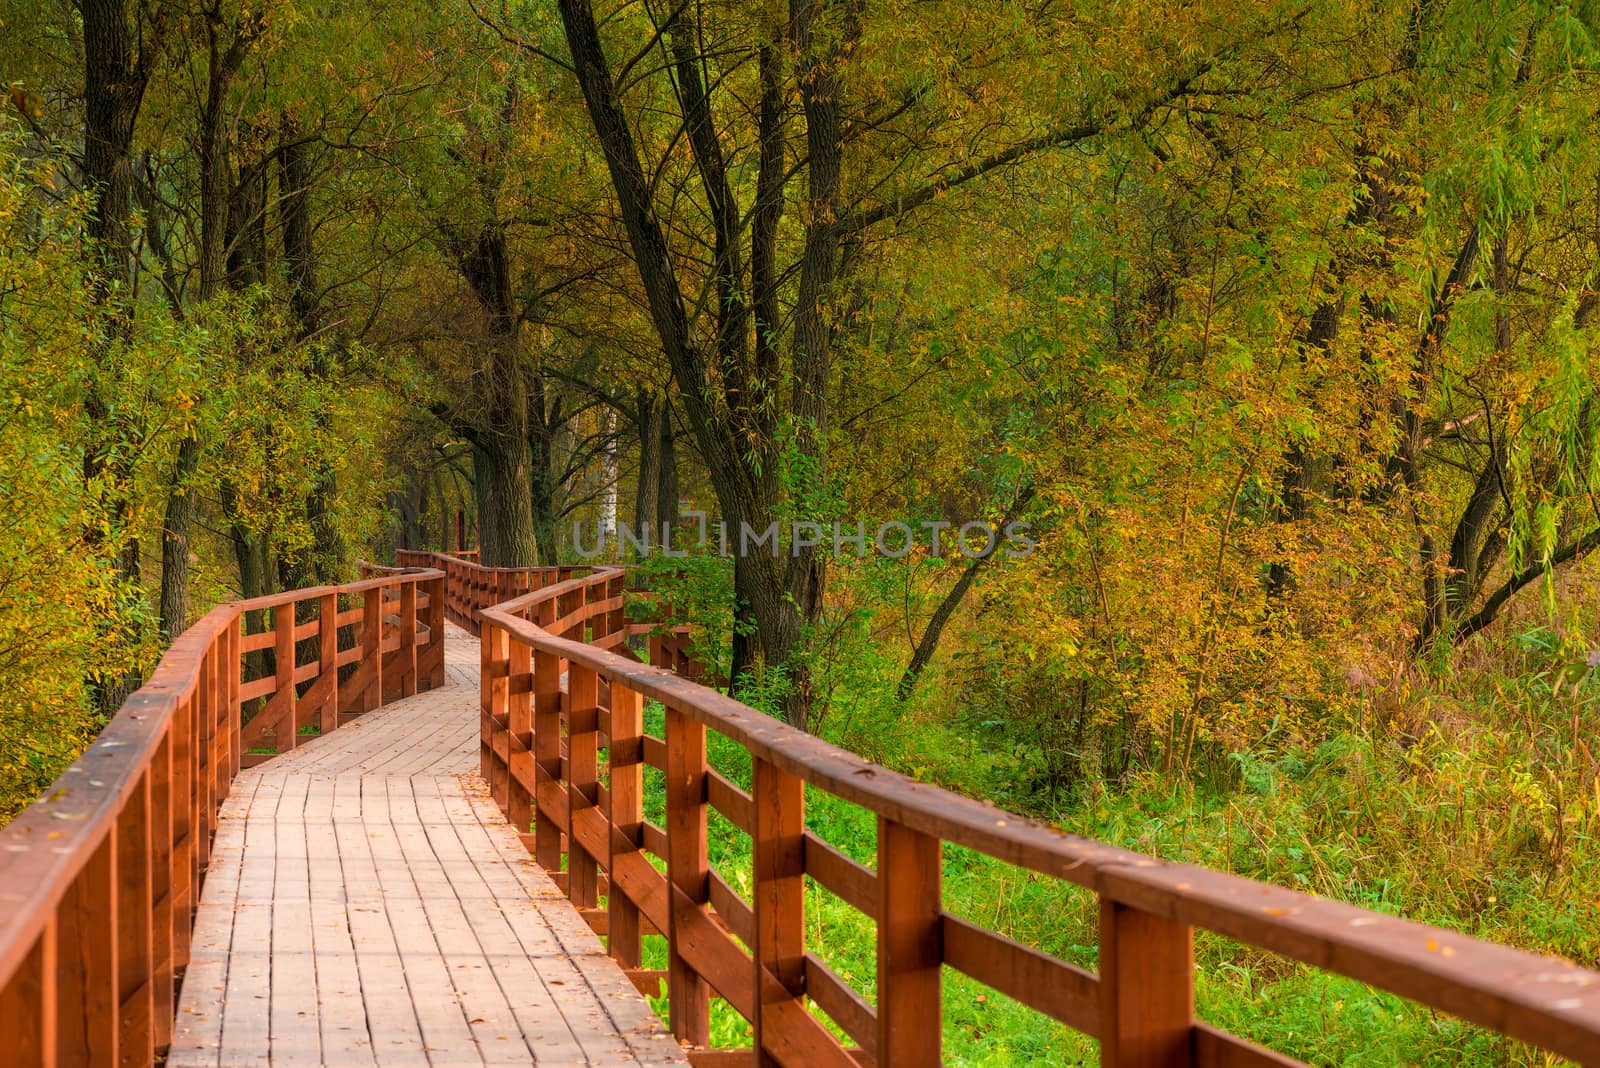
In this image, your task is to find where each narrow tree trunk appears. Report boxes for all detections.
[161,21,247,636]
[658,408,679,529]
[158,436,201,639]
[599,407,618,538]
[634,392,662,547]
[281,116,344,584]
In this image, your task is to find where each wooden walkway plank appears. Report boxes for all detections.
[304,774,376,1065]
[167,775,257,1068]
[407,776,600,1064]
[170,624,685,1067]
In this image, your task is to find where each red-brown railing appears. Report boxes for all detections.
[451,554,1600,1066]
[0,567,444,1064]
[394,548,593,636]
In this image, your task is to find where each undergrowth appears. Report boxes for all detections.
[597,615,1600,1065]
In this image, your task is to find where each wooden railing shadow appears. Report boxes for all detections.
[0,567,444,1065]
[388,549,1600,1068]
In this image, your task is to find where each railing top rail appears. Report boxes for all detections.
[0,604,234,981]
[479,592,1600,1062]
[397,549,592,577]
[242,566,444,610]
[0,567,441,984]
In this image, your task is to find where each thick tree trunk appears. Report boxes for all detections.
[528,380,562,564]
[446,222,540,568]
[279,117,344,585]
[161,22,249,637]
[473,435,538,568]
[82,0,157,715]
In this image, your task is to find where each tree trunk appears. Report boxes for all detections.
[473,435,538,567]
[633,392,661,546]
[658,407,679,529]
[447,222,539,568]
[158,436,201,639]
[527,380,562,564]
[280,116,344,585]
[82,0,158,715]
[161,20,250,637]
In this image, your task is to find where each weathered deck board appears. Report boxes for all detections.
[170,624,686,1067]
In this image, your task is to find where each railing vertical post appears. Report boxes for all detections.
[877,817,942,1066]
[606,682,644,969]
[532,599,564,871]
[567,664,600,909]
[585,578,605,645]
[196,649,215,868]
[752,757,805,1064]
[272,601,297,751]
[664,704,711,1047]
[185,687,203,940]
[57,830,117,1064]
[482,622,510,815]
[423,574,446,689]
[607,573,626,644]
[479,619,495,782]
[115,771,153,1063]
[170,693,194,971]
[316,592,339,734]
[360,587,382,713]
[214,638,229,797]
[399,579,418,699]
[507,637,533,834]
[1098,899,1194,1068]
[150,727,174,1049]
[0,919,55,1065]
[227,614,241,781]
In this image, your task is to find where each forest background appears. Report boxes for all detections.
[4,0,1600,1061]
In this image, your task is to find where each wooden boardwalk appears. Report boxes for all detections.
[169,624,687,1067]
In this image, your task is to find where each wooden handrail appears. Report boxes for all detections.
[395,548,1600,1065]
[0,567,447,1065]
[394,548,599,636]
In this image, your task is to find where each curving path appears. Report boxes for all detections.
[168,624,686,1067]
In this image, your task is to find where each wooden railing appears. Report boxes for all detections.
[0,568,445,1065]
[394,548,592,636]
[453,554,1600,1066]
